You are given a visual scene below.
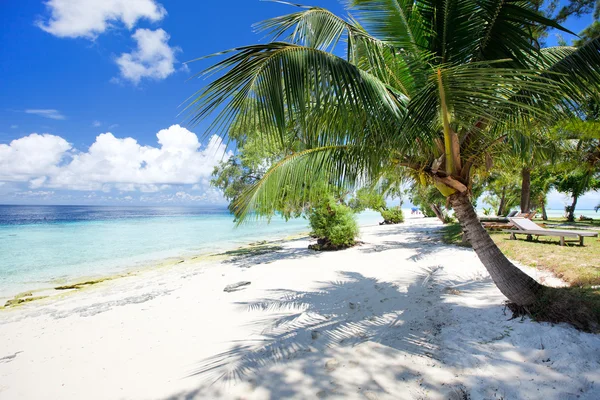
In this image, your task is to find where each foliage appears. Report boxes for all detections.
[554,167,600,220]
[188,0,600,315]
[308,197,359,250]
[188,1,600,224]
[408,184,450,221]
[348,187,386,212]
[574,21,600,47]
[349,186,405,224]
[480,170,521,216]
[380,206,404,224]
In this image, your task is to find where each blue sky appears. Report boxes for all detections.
[0,0,598,209]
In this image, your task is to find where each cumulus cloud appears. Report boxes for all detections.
[0,134,72,181]
[0,125,231,194]
[37,0,166,39]
[115,28,179,84]
[25,109,66,120]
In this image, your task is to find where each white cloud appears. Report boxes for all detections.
[10,125,18,129]
[92,120,102,127]
[0,134,72,181]
[138,188,224,204]
[37,0,166,39]
[0,125,231,194]
[14,190,55,198]
[25,109,66,120]
[115,28,179,84]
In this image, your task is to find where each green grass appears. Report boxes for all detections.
[442,221,600,286]
[441,220,600,332]
[441,223,469,247]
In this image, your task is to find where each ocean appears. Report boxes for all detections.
[0,205,383,300]
[0,205,597,300]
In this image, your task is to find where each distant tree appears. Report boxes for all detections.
[408,184,451,223]
[551,98,600,221]
[555,167,600,221]
[348,174,404,224]
[574,21,600,47]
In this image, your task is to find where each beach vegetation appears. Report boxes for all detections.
[308,197,359,250]
[408,184,452,223]
[349,187,404,224]
[187,0,600,324]
[379,206,404,225]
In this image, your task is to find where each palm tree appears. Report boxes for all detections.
[186,1,600,307]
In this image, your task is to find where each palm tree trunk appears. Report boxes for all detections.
[567,195,578,222]
[497,186,506,216]
[541,203,548,221]
[449,191,543,306]
[430,203,446,223]
[520,167,531,213]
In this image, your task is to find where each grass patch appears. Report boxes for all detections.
[489,230,600,287]
[441,222,600,286]
[441,221,600,332]
[441,223,470,247]
[533,217,600,229]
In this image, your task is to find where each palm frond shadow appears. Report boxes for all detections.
[188,268,455,385]
[222,246,316,269]
[361,227,469,262]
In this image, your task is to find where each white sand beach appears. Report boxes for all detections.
[1,218,599,399]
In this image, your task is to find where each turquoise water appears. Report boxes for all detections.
[1,205,597,300]
[0,206,383,299]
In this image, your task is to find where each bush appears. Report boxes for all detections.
[380,206,404,224]
[308,197,359,250]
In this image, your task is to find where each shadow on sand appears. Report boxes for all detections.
[161,226,595,399]
[162,267,498,399]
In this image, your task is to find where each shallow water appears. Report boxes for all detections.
[1,204,597,299]
[0,205,384,298]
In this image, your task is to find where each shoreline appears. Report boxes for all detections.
[0,209,380,306]
[1,218,599,399]
[0,229,314,309]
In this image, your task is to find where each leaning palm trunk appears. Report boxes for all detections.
[187,2,600,315]
[430,203,446,223]
[449,192,543,306]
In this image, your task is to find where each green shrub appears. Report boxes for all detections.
[380,206,404,224]
[308,197,359,250]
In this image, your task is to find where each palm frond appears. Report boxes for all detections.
[185,43,404,145]
[232,145,389,221]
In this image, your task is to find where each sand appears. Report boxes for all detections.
[1,218,599,399]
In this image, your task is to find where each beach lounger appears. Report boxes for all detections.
[505,217,598,246]
[482,211,534,230]
[480,210,519,224]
